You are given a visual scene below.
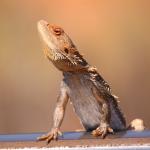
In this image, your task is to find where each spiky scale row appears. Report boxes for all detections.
[86,66,126,128]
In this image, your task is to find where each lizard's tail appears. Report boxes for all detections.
[109,96,145,132]
[127,118,145,131]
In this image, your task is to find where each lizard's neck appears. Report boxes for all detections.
[62,70,89,85]
[62,65,98,79]
[63,70,86,77]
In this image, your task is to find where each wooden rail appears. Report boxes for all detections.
[0,130,150,149]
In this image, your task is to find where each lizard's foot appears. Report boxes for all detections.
[92,124,113,138]
[37,128,62,143]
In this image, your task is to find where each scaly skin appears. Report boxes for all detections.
[37,20,127,143]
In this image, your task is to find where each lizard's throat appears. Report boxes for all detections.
[52,60,89,72]
[43,47,89,72]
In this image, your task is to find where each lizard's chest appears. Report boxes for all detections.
[64,73,101,130]
[65,74,95,103]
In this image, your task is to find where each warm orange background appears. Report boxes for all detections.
[0,0,150,134]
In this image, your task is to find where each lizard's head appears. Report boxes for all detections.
[37,20,88,72]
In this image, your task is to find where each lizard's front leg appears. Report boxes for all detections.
[91,86,113,138]
[37,82,69,143]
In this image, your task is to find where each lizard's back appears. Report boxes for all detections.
[64,72,126,131]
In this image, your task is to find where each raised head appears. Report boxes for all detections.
[37,20,88,72]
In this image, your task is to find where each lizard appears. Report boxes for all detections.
[37,20,144,143]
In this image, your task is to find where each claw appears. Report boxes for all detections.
[92,125,113,138]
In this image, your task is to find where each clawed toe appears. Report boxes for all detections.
[37,132,54,143]
[37,134,48,141]
[37,128,62,144]
[46,134,54,143]
[92,126,113,138]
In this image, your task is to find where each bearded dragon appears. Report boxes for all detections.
[37,20,144,143]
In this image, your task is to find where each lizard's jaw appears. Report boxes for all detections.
[37,20,59,61]
[37,20,56,50]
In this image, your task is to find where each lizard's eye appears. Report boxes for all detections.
[53,27,63,36]
[64,48,69,54]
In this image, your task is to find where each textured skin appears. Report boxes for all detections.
[63,71,126,131]
[37,20,126,143]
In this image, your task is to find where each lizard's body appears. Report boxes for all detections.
[64,72,104,131]
[64,72,125,131]
[37,20,143,143]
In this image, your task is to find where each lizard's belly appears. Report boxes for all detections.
[65,74,101,131]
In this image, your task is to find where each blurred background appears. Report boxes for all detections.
[0,0,150,134]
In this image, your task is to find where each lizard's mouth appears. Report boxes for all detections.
[37,20,57,51]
